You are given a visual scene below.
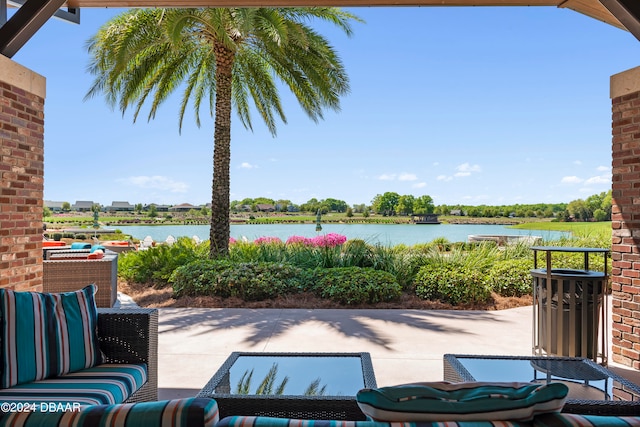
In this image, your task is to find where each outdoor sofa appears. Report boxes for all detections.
[0,285,157,415]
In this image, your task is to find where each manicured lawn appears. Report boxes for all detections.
[511,221,611,235]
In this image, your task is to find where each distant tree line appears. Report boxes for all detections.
[44,190,612,222]
[229,190,612,222]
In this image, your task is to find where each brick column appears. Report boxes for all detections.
[0,55,46,291]
[611,66,640,370]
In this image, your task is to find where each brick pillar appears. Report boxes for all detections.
[0,55,46,291]
[610,66,640,370]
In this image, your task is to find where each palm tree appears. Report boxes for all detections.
[85,8,361,258]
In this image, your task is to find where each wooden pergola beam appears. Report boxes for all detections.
[56,0,624,30]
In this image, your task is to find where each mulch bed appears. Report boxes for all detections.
[119,280,532,311]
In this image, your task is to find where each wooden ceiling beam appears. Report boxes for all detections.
[1,0,631,58]
[57,0,624,28]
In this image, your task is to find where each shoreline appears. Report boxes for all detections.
[45,215,533,230]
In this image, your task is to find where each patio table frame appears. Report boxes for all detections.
[443,354,640,415]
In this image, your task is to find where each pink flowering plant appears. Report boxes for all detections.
[285,233,347,248]
[254,236,283,245]
[227,233,349,268]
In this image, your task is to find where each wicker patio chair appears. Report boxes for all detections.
[43,253,118,307]
[97,308,159,403]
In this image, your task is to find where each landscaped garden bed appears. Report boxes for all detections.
[117,229,610,310]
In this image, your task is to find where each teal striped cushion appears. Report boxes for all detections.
[0,285,103,388]
[534,413,640,426]
[217,416,531,427]
[0,397,218,427]
[356,382,568,422]
[0,363,147,405]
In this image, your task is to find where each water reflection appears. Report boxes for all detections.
[233,363,327,396]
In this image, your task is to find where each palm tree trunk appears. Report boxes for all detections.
[210,42,235,258]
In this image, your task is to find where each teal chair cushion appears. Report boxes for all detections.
[0,363,147,405]
[0,285,103,388]
[217,416,531,427]
[70,242,92,250]
[0,397,218,427]
[534,413,640,426]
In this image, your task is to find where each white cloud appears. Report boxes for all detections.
[573,160,582,165]
[240,162,257,169]
[596,165,610,172]
[398,173,417,181]
[437,175,453,182]
[561,176,583,184]
[584,175,611,185]
[378,173,396,181]
[412,182,427,189]
[454,163,481,177]
[378,172,418,181]
[118,176,188,193]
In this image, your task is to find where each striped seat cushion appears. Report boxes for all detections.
[0,397,218,427]
[534,413,640,426]
[217,416,532,427]
[0,284,104,388]
[356,382,568,422]
[0,363,147,405]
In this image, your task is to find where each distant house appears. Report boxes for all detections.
[144,204,170,212]
[255,204,275,212]
[450,209,463,216]
[44,200,65,212]
[72,201,95,212]
[169,203,199,212]
[105,201,134,212]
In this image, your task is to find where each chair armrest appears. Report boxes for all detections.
[97,308,158,402]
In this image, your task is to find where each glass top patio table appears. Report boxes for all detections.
[443,354,640,415]
[197,352,377,420]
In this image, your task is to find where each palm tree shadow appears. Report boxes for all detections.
[158,308,514,350]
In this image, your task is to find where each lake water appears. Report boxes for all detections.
[116,223,569,246]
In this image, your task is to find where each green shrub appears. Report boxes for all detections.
[369,245,420,291]
[171,260,311,301]
[341,239,374,268]
[76,234,86,240]
[484,259,534,297]
[118,237,209,286]
[53,233,62,241]
[414,265,491,305]
[311,267,402,305]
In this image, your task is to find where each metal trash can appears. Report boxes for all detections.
[531,247,609,365]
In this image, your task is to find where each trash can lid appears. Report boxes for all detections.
[531,268,606,278]
[530,246,609,253]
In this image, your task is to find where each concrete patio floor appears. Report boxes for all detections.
[150,301,640,400]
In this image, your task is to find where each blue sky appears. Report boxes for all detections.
[11,5,640,207]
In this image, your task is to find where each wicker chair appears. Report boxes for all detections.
[97,308,159,403]
[43,253,118,307]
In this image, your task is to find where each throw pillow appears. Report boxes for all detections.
[356,381,568,422]
[0,285,104,388]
